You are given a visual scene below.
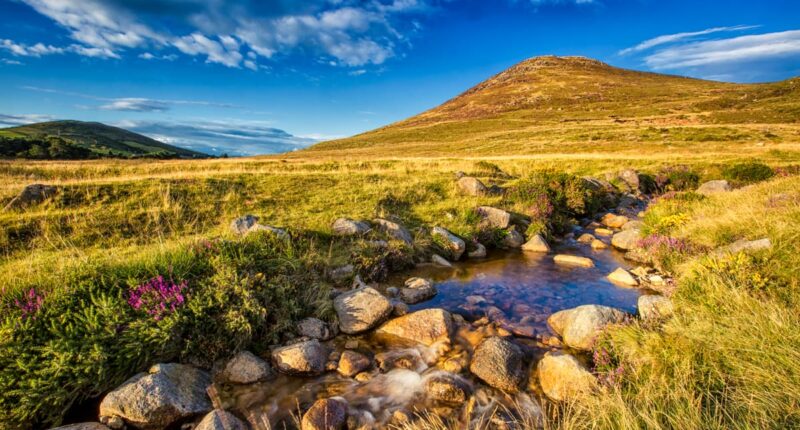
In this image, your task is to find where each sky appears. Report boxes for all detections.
[0,0,798,156]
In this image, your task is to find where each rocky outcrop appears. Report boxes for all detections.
[607,267,638,287]
[399,277,437,304]
[373,218,413,244]
[536,351,596,401]
[522,234,551,253]
[230,215,288,238]
[469,337,525,393]
[611,229,641,251]
[331,218,370,236]
[697,180,732,195]
[3,184,57,211]
[547,305,628,351]
[195,410,248,430]
[215,351,272,385]
[301,398,348,430]
[553,254,595,268]
[334,287,393,334]
[476,206,511,229]
[376,308,453,346]
[297,318,333,340]
[337,350,371,377]
[431,227,466,260]
[99,363,212,430]
[272,340,327,376]
[457,176,489,196]
[638,295,674,320]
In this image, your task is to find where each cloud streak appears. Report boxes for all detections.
[619,25,758,55]
[23,85,236,112]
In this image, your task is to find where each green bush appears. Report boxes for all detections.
[722,162,774,185]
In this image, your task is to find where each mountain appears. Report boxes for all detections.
[0,120,205,159]
[302,56,800,157]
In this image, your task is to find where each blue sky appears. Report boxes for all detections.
[1,0,798,156]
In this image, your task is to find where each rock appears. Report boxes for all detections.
[618,169,640,192]
[338,350,371,377]
[195,409,248,430]
[594,228,614,237]
[537,351,597,401]
[611,229,641,251]
[431,227,466,260]
[331,218,370,236]
[601,213,629,229]
[424,373,472,404]
[547,305,628,351]
[99,417,124,429]
[591,239,608,250]
[476,206,511,229]
[553,254,595,268]
[297,318,333,340]
[522,234,550,253]
[3,184,57,211]
[376,308,453,347]
[468,242,487,258]
[392,300,409,316]
[376,350,426,372]
[622,220,645,231]
[501,227,525,249]
[607,267,639,287]
[457,176,489,196]
[638,295,674,320]
[334,287,393,335]
[99,363,212,430]
[373,218,413,244]
[697,180,732,195]
[51,424,111,430]
[624,248,653,265]
[431,254,453,267]
[301,398,348,430]
[577,233,595,244]
[718,238,773,254]
[271,340,327,376]
[329,265,354,284]
[386,286,399,297]
[216,351,272,385]
[399,277,437,304]
[230,215,288,238]
[469,337,525,393]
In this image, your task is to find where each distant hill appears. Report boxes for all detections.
[302,56,800,157]
[0,120,205,159]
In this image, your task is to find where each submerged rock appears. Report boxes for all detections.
[638,295,674,320]
[537,351,596,401]
[476,206,512,229]
[301,398,348,430]
[334,287,393,335]
[611,229,641,251]
[376,308,453,347]
[99,363,212,430]
[399,277,437,304]
[373,218,413,244]
[469,336,525,393]
[697,180,732,195]
[431,226,466,260]
[331,218,370,236]
[547,305,628,351]
[272,340,327,376]
[553,254,595,268]
[195,409,248,430]
[457,176,489,196]
[607,267,638,287]
[216,351,273,385]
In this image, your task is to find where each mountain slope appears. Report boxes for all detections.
[302,56,800,157]
[0,120,204,159]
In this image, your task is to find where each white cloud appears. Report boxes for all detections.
[619,25,759,55]
[1,58,24,65]
[99,98,170,112]
[0,113,56,127]
[23,86,236,112]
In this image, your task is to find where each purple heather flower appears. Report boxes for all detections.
[128,276,187,321]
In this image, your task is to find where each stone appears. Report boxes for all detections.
[618,169,640,192]
[476,206,512,229]
[594,228,614,237]
[338,350,371,377]
[469,337,525,393]
[3,184,57,211]
[424,373,472,404]
[331,218,370,236]
[590,239,608,250]
[216,351,272,385]
[611,229,641,251]
[373,218,413,244]
[553,254,595,268]
[195,409,248,430]
[431,227,466,260]
[536,351,597,401]
[622,220,645,231]
[547,305,628,351]
[638,295,674,320]
[601,213,629,229]
[501,227,525,249]
[522,234,550,253]
[329,265,354,284]
[399,277,437,304]
[431,253,453,267]
[301,398,348,430]
[334,287,393,335]
[230,215,288,238]
[297,318,333,340]
[271,340,327,376]
[99,363,212,430]
[457,176,489,196]
[51,424,111,430]
[468,242,487,258]
[376,308,453,347]
[577,233,595,244]
[718,238,773,255]
[392,300,409,316]
[376,350,426,372]
[607,267,639,287]
[697,180,732,195]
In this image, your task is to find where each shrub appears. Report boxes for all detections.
[655,165,700,191]
[722,162,774,185]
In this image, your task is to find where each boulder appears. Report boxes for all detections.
[431,227,466,260]
[457,176,489,196]
[301,398,348,430]
[622,220,645,231]
[601,213,629,229]
[547,305,628,351]
[195,410,248,430]
[468,242,487,258]
[373,218,413,244]
[297,318,333,340]
[590,239,608,250]
[611,229,641,251]
[476,206,511,229]
[216,351,272,385]
[51,424,111,430]
[618,169,640,192]
[553,254,595,268]
[230,215,288,238]
[607,267,638,287]
[469,337,525,393]
[271,340,327,376]
[577,233,595,244]
[536,351,596,401]
[331,218,370,236]
[697,180,732,195]
[522,234,551,253]
[376,308,453,347]
[338,350,371,377]
[334,287,393,334]
[99,363,212,430]
[638,295,674,320]
[501,227,525,249]
[399,277,437,304]
[3,184,57,211]
[424,372,472,404]
[431,254,453,267]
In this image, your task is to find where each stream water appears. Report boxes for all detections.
[214,239,650,429]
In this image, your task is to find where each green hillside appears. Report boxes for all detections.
[0,120,204,159]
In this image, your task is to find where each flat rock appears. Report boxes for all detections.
[301,398,348,430]
[338,350,371,377]
[376,308,453,347]
[612,229,641,251]
[99,363,212,430]
[195,410,248,430]
[297,317,333,340]
[431,227,466,260]
[522,234,550,253]
[334,287,393,335]
[469,337,525,393]
[607,267,638,287]
[477,206,511,229]
[216,351,272,385]
[638,295,674,320]
[399,277,437,304]
[457,176,489,196]
[697,180,731,195]
[373,218,413,244]
[537,351,596,401]
[331,218,370,236]
[547,305,628,351]
[554,254,595,268]
[272,340,327,376]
